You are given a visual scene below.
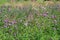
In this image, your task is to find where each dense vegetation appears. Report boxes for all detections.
[0,0,60,40]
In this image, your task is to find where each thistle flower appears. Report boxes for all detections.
[51,15,56,19]
[11,20,17,24]
[4,19,9,23]
[42,13,48,17]
[42,12,48,17]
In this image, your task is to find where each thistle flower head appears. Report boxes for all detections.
[42,13,48,17]
[42,12,48,17]
[11,20,17,24]
[4,19,9,23]
[51,15,56,19]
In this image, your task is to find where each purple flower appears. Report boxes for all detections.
[11,20,17,24]
[42,13,48,17]
[51,15,56,19]
[4,19,9,23]
[42,12,48,17]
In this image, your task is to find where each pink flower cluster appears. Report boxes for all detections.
[42,12,48,17]
[4,19,17,25]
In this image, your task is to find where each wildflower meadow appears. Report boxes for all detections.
[0,0,60,40]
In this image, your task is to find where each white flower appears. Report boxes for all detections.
[42,7,46,10]
[20,19,22,22]
[24,22,28,26]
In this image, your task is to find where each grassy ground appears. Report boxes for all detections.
[0,0,60,40]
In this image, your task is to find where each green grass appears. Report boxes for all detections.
[0,0,7,4]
